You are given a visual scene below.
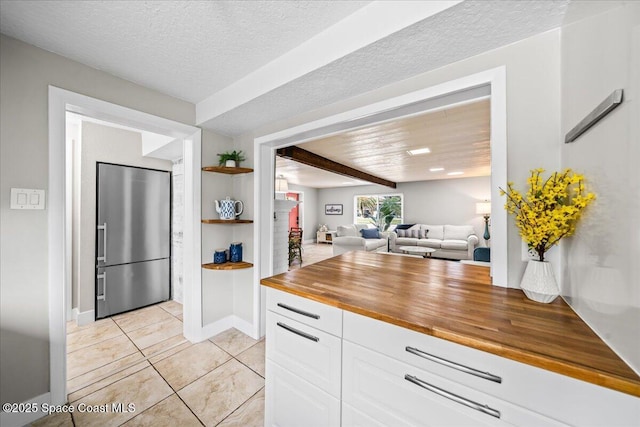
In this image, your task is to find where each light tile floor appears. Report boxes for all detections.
[32,301,265,427]
[288,242,334,270]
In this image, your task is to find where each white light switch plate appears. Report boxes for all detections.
[11,188,46,209]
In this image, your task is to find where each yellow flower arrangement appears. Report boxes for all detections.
[500,169,595,262]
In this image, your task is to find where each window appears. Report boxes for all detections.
[354,194,403,231]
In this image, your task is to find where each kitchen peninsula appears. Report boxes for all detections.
[261,251,639,426]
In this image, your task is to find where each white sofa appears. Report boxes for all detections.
[332,224,388,256]
[389,224,478,260]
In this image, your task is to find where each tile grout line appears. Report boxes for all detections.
[67,307,186,401]
[68,336,191,398]
[146,361,206,426]
[65,304,267,427]
[214,385,265,426]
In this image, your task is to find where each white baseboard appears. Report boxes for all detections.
[198,315,235,341]
[197,315,257,342]
[233,315,257,339]
[0,392,50,427]
[75,309,95,326]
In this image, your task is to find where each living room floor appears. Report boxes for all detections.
[288,242,334,270]
[33,301,265,427]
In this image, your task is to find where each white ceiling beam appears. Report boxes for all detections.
[195,0,462,127]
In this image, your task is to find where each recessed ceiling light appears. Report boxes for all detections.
[407,147,431,156]
[447,171,464,176]
[429,167,444,172]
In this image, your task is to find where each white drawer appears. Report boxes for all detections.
[266,359,340,427]
[343,341,567,427]
[342,402,387,427]
[266,311,342,398]
[267,287,342,336]
[344,311,640,426]
[344,311,506,399]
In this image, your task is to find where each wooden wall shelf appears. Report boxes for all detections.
[202,219,253,224]
[203,261,253,270]
[202,166,253,174]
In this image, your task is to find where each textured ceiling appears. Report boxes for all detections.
[203,0,569,135]
[0,0,571,137]
[0,0,370,103]
[276,99,490,188]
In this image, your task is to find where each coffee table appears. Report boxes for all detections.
[398,246,436,258]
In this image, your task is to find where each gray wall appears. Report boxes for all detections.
[317,176,491,245]
[75,121,172,314]
[0,34,194,405]
[560,3,640,372]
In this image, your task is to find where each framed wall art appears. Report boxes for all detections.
[325,204,343,215]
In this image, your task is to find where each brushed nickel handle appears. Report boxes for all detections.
[277,322,319,342]
[406,346,502,384]
[277,303,320,319]
[97,272,106,301]
[97,223,107,263]
[405,374,501,419]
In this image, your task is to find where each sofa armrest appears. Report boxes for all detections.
[467,234,479,259]
[388,231,398,251]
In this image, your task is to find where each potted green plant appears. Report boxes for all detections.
[217,150,246,167]
[501,168,595,303]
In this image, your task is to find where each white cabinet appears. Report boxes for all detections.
[317,231,337,244]
[266,360,341,427]
[264,288,640,427]
[343,311,640,427]
[342,340,564,427]
[265,288,343,427]
[266,288,342,336]
[266,312,342,397]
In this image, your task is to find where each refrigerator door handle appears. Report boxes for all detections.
[97,272,106,301]
[97,223,107,263]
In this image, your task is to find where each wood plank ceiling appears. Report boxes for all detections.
[276,98,491,188]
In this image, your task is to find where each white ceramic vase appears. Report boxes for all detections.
[225,159,236,167]
[520,260,559,303]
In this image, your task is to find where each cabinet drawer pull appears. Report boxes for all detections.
[406,346,502,384]
[277,322,320,342]
[404,374,501,419]
[277,303,320,319]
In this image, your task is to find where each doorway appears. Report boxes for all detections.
[287,192,300,230]
[48,86,202,405]
[255,67,507,336]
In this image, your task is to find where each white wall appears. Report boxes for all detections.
[172,159,185,303]
[560,3,640,373]
[75,122,173,314]
[317,177,491,245]
[200,130,236,325]
[230,143,255,326]
[0,34,194,405]
[240,28,561,289]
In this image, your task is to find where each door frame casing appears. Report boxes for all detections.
[48,86,202,405]
[254,67,508,336]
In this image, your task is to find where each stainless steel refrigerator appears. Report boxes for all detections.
[96,163,171,319]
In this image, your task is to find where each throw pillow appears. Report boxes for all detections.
[394,223,415,231]
[360,228,380,239]
[396,229,406,237]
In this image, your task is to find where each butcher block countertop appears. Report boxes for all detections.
[260,251,640,397]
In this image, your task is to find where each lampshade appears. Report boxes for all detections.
[476,201,491,216]
[275,175,289,193]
